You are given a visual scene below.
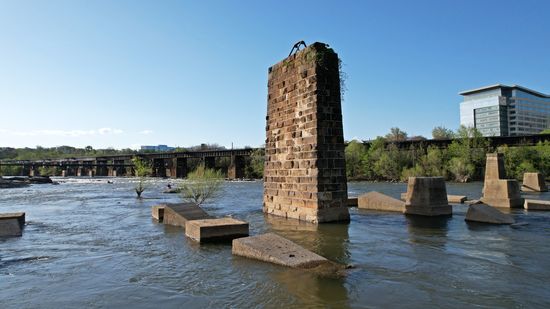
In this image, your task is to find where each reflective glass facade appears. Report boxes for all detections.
[460,85,550,136]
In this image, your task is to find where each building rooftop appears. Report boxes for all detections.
[459,84,550,98]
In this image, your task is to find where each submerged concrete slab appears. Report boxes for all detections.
[0,212,25,237]
[404,177,452,216]
[151,205,165,221]
[185,218,249,242]
[448,195,467,204]
[161,203,213,228]
[524,199,550,210]
[522,173,547,192]
[465,204,515,224]
[358,191,404,212]
[232,233,328,268]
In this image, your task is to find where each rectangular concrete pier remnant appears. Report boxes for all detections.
[481,153,524,208]
[0,212,25,237]
[522,172,547,192]
[232,233,328,268]
[263,42,349,224]
[358,191,404,212]
[524,199,550,210]
[185,218,249,242]
[404,177,452,216]
[151,205,165,221]
[157,203,213,228]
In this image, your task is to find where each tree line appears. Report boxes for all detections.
[346,126,550,182]
[2,126,549,182]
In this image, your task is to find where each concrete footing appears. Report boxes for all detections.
[404,177,452,216]
[522,173,547,192]
[448,195,467,204]
[152,205,165,221]
[524,199,550,210]
[482,153,524,208]
[232,233,328,268]
[358,191,404,212]
[185,218,249,242]
[0,212,25,237]
[482,180,524,208]
[155,203,213,228]
[465,204,514,224]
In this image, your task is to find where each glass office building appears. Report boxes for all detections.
[460,84,550,136]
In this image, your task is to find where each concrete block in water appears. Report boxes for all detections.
[160,203,213,228]
[151,205,165,221]
[358,191,404,212]
[465,204,514,224]
[404,177,452,216]
[524,199,550,210]
[522,173,547,192]
[447,195,467,204]
[232,233,328,268]
[185,218,249,242]
[0,212,25,237]
[482,179,524,208]
[347,197,358,207]
[481,153,524,208]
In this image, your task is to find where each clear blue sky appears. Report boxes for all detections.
[1,0,549,149]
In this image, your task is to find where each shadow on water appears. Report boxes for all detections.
[263,215,351,307]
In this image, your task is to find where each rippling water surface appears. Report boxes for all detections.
[1,178,550,308]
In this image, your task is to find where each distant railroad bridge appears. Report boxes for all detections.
[0,148,256,179]
[1,134,548,178]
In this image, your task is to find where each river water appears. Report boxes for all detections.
[1,178,550,308]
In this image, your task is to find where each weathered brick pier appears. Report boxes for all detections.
[263,42,349,223]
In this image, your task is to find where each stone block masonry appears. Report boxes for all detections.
[263,42,350,223]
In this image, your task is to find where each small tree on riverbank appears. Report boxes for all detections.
[180,165,223,206]
[132,157,151,198]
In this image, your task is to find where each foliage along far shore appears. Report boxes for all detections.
[2,126,549,182]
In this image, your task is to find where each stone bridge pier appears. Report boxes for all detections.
[152,158,167,177]
[77,161,94,177]
[94,160,108,176]
[176,158,188,178]
[204,156,216,169]
[21,165,31,177]
[62,166,76,177]
[228,155,245,179]
[29,165,39,177]
[165,158,188,178]
[114,160,126,176]
[263,42,349,223]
